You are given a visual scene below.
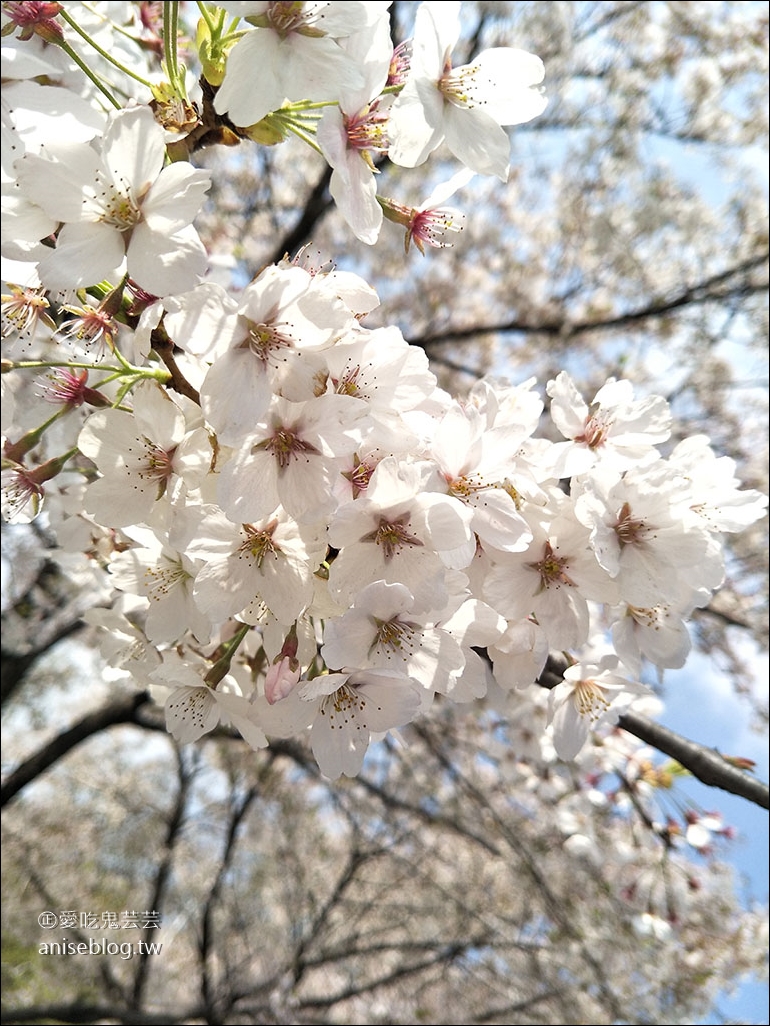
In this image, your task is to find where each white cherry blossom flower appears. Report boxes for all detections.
[610,602,692,677]
[379,166,473,254]
[429,399,538,562]
[388,0,546,180]
[196,265,356,445]
[187,504,327,627]
[327,455,474,609]
[573,462,723,608]
[321,324,437,414]
[217,393,366,524]
[488,618,549,692]
[316,15,393,244]
[668,434,769,533]
[321,580,465,692]
[83,604,161,685]
[108,532,212,645]
[483,510,617,650]
[213,1,386,128]
[77,381,209,529]
[432,587,507,701]
[256,666,424,778]
[548,656,652,761]
[16,105,210,293]
[151,654,267,750]
[545,371,672,478]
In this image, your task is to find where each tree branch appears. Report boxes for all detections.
[0,1003,205,1026]
[130,747,192,1010]
[537,656,769,810]
[617,708,769,810]
[198,780,260,1023]
[0,692,151,808]
[410,253,769,348]
[267,163,333,265]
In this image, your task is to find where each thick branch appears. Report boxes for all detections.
[0,692,151,808]
[617,708,769,810]
[0,1003,204,1026]
[1,622,83,706]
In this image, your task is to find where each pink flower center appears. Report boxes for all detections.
[364,515,424,560]
[527,541,576,590]
[255,428,320,470]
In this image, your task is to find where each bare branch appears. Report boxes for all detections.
[411,254,769,348]
[130,747,193,1009]
[617,708,770,810]
[0,1003,205,1026]
[537,657,770,810]
[0,692,151,808]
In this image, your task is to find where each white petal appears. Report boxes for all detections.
[102,106,165,199]
[214,32,284,126]
[37,221,124,290]
[126,223,207,296]
[443,104,511,181]
[468,48,547,125]
[165,686,220,743]
[142,162,211,233]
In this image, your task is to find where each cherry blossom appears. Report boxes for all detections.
[388,0,547,179]
[0,1,766,798]
[216,393,367,524]
[378,166,473,254]
[320,580,465,692]
[151,652,268,750]
[16,105,210,293]
[77,380,209,528]
[545,371,672,478]
[316,14,393,244]
[548,656,653,761]
[573,462,724,608]
[107,530,212,645]
[213,1,387,129]
[257,666,424,778]
[326,455,475,609]
[484,510,618,650]
[186,503,327,627]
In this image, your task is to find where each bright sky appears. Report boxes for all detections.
[660,648,769,1024]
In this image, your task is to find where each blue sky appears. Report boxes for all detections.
[659,648,769,1024]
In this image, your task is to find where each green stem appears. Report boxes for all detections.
[205,624,253,688]
[57,6,155,91]
[288,99,338,112]
[3,407,71,464]
[7,360,172,389]
[195,1,218,35]
[163,1,186,99]
[8,360,128,373]
[79,1,153,47]
[284,122,323,154]
[54,36,122,110]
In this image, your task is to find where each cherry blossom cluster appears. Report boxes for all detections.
[2,2,767,780]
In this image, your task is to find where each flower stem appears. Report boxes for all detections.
[163,1,187,99]
[54,35,122,110]
[205,624,252,687]
[57,6,155,91]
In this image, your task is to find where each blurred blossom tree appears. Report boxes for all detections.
[1,2,768,1024]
